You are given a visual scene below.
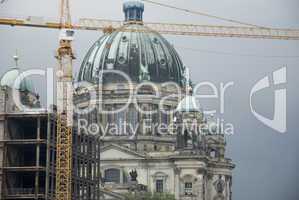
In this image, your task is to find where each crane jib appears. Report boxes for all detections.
[0,17,299,40]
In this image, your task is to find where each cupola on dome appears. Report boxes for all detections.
[78,1,186,86]
[123,1,144,22]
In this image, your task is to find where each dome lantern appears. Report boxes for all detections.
[123,1,144,23]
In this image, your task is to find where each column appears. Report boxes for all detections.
[174,167,181,199]
[35,117,41,199]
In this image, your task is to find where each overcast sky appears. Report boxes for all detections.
[0,0,299,199]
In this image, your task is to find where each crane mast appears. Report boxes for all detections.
[55,0,74,200]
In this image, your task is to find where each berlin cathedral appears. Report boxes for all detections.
[0,1,234,200]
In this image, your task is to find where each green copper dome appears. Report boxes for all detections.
[0,68,34,92]
[78,1,186,86]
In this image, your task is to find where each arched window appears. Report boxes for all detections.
[184,130,191,147]
[210,149,217,158]
[104,168,120,183]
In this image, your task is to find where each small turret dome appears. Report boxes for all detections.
[176,95,201,112]
[0,68,34,93]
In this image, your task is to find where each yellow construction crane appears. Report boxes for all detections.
[0,16,299,40]
[0,0,299,40]
[55,0,74,200]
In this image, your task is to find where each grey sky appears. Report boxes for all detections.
[0,0,299,199]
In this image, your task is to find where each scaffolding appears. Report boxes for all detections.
[0,112,101,200]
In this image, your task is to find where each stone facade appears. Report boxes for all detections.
[74,4,235,198]
[74,82,235,200]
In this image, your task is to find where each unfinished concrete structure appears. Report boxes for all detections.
[0,68,101,200]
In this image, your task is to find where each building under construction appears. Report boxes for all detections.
[0,76,101,200]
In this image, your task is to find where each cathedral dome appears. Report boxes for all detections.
[77,1,185,86]
[0,68,34,92]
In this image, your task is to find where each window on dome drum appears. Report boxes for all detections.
[115,109,125,135]
[156,179,164,193]
[107,105,128,136]
[160,111,170,134]
[104,169,120,183]
[143,112,152,135]
[127,105,138,135]
[143,144,147,151]
[165,145,170,151]
[106,105,115,135]
[185,182,193,196]
[210,149,217,158]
